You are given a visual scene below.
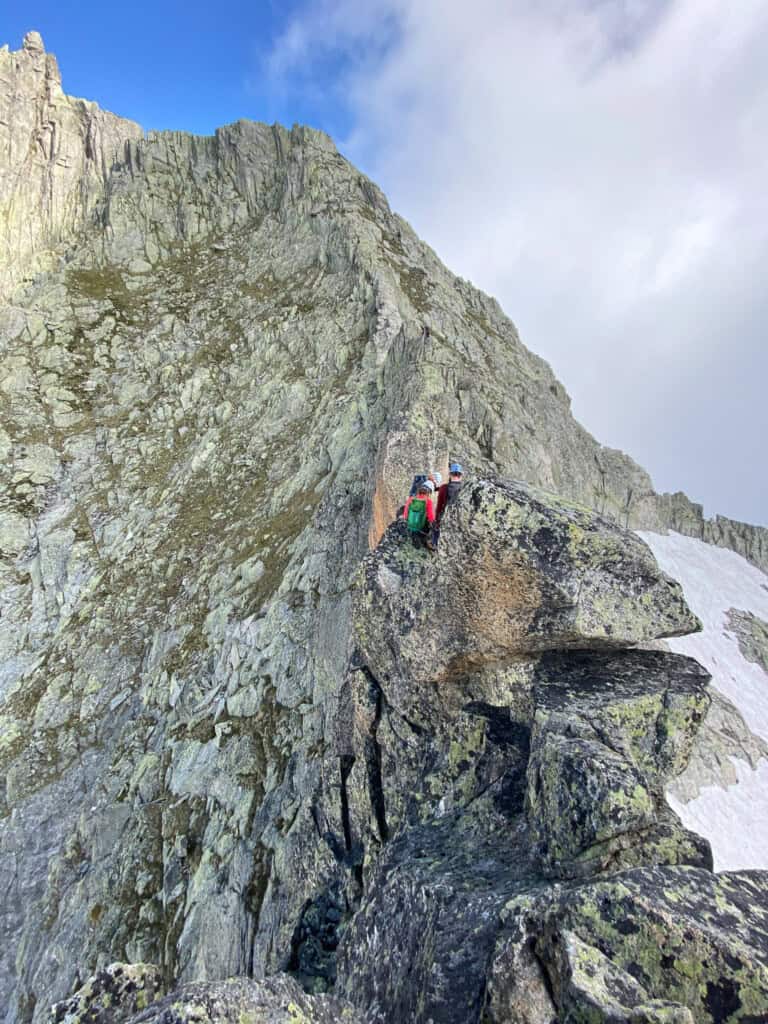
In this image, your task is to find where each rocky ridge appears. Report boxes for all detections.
[1,37,766,566]
[0,32,143,303]
[336,481,765,1022]
[1,32,767,1024]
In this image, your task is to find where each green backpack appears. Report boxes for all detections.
[407,498,428,533]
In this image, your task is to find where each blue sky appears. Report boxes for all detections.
[4,3,768,525]
[3,2,359,138]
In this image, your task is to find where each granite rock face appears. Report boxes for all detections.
[0,32,142,303]
[354,478,700,691]
[1,31,768,1024]
[49,965,359,1023]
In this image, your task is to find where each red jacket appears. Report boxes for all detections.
[403,495,435,523]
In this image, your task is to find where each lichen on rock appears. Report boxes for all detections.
[1,28,767,1024]
[49,962,164,1023]
[495,867,768,1024]
[354,478,701,695]
[49,967,359,1023]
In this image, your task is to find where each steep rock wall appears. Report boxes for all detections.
[0,32,142,303]
[1,33,767,1022]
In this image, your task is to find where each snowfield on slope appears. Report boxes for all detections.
[638,530,768,871]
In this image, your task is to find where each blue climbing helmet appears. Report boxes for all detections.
[449,463,463,475]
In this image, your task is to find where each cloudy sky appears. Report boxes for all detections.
[8,2,768,524]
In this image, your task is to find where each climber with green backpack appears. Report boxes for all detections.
[401,480,436,549]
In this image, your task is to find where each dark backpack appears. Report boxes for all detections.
[409,474,427,497]
[446,481,462,504]
[406,498,428,533]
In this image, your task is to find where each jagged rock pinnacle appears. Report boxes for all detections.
[22,30,45,54]
[0,32,141,302]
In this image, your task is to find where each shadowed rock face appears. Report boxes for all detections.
[354,479,700,693]
[335,813,542,1024]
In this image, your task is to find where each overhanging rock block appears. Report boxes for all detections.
[354,478,701,696]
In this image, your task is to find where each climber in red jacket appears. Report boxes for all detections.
[402,480,435,549]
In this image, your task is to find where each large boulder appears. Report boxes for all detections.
[354,478,700,697]
[335,812,540,1024]
[525,650,712,877]
[489,867,768,1024]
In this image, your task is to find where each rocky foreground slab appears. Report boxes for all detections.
[49,964,360,1023]
[38,476,768,1023]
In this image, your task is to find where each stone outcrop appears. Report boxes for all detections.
[668,686,768,801]
[526,650,712,877]
[339,489,765,1024]
[0,32,142,302]
[726,607,768,673]
[50,965,359,1023]
[490,868,768,1024]
[355,479,699,692]
[1,31,767,1024]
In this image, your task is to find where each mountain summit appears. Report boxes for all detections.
[1,33,767,1023]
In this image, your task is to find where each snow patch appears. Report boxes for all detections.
[638,530,768,870]
[667,758,768,872]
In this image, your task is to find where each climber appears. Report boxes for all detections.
[431,463,463,549]
[402,480,435,549]
[408,472,428,497]
[409,470,442,497]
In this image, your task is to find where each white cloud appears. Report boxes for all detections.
[267,0,768,524]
